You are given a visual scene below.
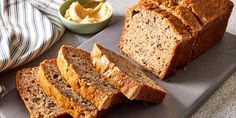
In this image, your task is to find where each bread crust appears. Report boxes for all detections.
[177,0,233,25]
[38,59,99,118]
[91,43,166,103]
[164,1,233,78]
[16,67,69,118]
[139,0,202,33]
[57,46,124,110]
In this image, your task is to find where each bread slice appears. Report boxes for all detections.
[16,67,69,118]
[57,45,124,110]
[38,59,99,118]
[91,43,166,103]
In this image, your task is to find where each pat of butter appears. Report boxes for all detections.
[64,1,111,24]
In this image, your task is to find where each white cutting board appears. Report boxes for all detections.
[1,19,236,118]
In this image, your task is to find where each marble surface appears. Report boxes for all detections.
[0,0,235,117]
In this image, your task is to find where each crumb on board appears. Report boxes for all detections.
[184,67,187,71]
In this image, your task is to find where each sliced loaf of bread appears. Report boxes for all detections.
[57,45,124,110]
[91,43,166,104]
[16,67,69,118]
[120,0,233,79]
[38,59,99,118]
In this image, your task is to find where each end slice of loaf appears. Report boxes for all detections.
[57,45,124,110]
[38,59,99,118]
[91,43,166,104]
[16,67,69,118]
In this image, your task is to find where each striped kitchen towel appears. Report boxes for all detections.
[0,0,65,72]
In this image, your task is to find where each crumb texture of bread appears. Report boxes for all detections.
[91,43,166,104]
[57,46,124,110]
[38,59,99,118]
[16,67,69,118]
[139,0,202,34]
[120,0,234,79]
[120,3,192,79]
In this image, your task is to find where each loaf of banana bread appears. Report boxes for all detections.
[120,0,233,79]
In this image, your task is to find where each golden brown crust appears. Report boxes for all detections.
[140,0,234,25]
[57,46,124,110]
[16,67,69,118]
[136,2,192,39]
[165,2,234,78]
[38,59,99,118]
[191,8,233,59]
[177,0,234,24]
[157,8,233,79]
[91,43,166,103]
[140,0,202,33]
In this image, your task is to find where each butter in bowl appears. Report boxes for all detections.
[58,0,112,34]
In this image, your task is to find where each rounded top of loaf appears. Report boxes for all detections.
[140,0,234,24]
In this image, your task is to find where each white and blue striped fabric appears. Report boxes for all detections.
[0,0,65,72]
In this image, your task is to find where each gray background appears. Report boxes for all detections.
[0,0,236,117]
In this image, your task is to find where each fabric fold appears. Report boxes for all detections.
[0,0,65,72]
